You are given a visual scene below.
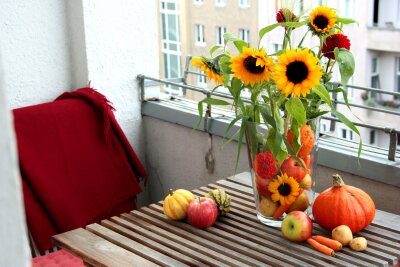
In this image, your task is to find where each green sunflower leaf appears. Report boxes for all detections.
[223,32,240,42]
[334,48,355,86]
[313,84,333,108]
[233,40,248,53]
[235,116,249,171]
[210,45,223,56]
[285,97,306,126]
[201,98,230,106]
[259,23,281,41]
[331,110,362,158]
[336,17,357,25]
[223,116,242,139]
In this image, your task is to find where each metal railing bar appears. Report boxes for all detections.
[344,84,400,97]
[333,100,400,116]
[321,116,399,133]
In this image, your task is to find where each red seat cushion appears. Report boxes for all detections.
[32,250,84,267]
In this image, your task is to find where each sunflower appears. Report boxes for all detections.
[230,47,273,87]
[308,6,336,35]
[273,48,322,97]
[268,173,300,206]
[192,57,223,85]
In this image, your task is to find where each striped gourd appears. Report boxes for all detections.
[205,189,231,216]
[163,189,195,220]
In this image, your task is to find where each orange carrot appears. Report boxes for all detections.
[312,235,342,251]
[273,204,290,219]
[307,238,335,256]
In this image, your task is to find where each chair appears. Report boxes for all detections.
[13,88,146,263]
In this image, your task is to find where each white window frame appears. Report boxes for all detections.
[215,0,227,7]
[239,29,250,45]
[197,68,207,88]
[396,57,400,92]
[161,1,183,95]
[343,0,354,18]
[195,24,206,46]
[369,130,377,145]
[238,0,250,8]
[370,56,380,98]
[216,26,226,45]
[269,43,283,54]
[339,127,354,141]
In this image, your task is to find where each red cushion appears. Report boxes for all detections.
[32,250,84,267]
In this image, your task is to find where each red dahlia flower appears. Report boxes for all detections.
[276,8,296,24]
[322,33,351,60]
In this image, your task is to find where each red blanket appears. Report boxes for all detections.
[13,88,146,251]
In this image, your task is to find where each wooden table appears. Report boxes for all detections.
[53,172,400,267]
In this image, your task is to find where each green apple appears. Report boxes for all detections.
[281,211,313,242]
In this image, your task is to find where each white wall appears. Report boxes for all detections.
[0,1,158,207]
[0,1,158,259]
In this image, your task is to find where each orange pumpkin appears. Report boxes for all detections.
[312,174,376,233]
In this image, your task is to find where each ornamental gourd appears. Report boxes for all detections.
[163,189,195,220]
[204,189,231,216]
[312,174,376,233]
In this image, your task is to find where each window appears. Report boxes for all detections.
[270,43,283,54]
[197,68,207,87]
[216,26,226,45]
[370,130,376,145]
[373,0,379,26]
[239,29,250,45]
[397,57,400,92]
[215,0,227,7]
[194,0,204,5]
[239,0,250,8]
[294,0,304,14]
[195,24,205,45]
[344,0,354,18]
[161,1,183,95]
[370,57,380,98]
[318,0,326,5]
[340,128,354,141]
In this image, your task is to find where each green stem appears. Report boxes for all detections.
[284,113,291,139]
[297,30,310,48]
[317,37,323,58]
[325,58,331,73]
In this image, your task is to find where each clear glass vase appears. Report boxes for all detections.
[245,119,320,227]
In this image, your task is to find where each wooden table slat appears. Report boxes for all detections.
[100,219,209,267]
[52,228,159,267]
[86,223,188,267]
[125,210,267,267]
[107,216,224,267]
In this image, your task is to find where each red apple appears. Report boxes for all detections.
[256,174,273,197]
[281,211,313,242]
[188,197,218,229]
[299,173,313,190]
[281,157,306,182]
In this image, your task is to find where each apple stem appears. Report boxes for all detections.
[169,189,174,196]
[332,174,345,187]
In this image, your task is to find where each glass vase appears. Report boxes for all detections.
[245,119,320,227]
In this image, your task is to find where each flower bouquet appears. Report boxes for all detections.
[192,5,361,226]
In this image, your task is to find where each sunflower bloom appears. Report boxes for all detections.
[192,57,223,85]
[268,173,300,206]
[274,48,322,97]
[230,47,274,87]
[309,6,336,35]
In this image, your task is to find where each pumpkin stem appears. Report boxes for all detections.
[169,189,174,196]
[198,196,202,203]
[332,174,345,187]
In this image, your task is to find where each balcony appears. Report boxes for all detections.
[138,74,400,217]
[367,27,400,52]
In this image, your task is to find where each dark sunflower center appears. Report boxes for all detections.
[286,61,309,84]
[244,56,265,74]
[313,15,329,29]
[278,183,292,196]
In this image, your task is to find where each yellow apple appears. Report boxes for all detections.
[300,173,313,190]
[287,191,310,213]
[258,196,278,217]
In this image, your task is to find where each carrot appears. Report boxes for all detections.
[312,235,342,251]
[307,238,335,256]
[273,204,290,219]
